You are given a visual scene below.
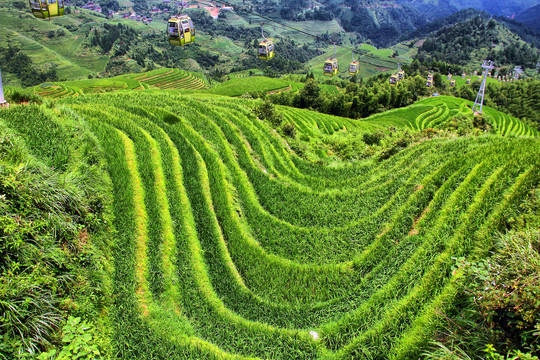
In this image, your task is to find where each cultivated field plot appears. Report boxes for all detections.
[365,96,539,137]
[1,92,538,359]
[129,68,209,90]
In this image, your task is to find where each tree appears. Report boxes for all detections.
[299,78,321,109]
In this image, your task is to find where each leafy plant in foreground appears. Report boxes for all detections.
[37,317,101,360]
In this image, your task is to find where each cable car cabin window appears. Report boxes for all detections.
[182,20,190,31]
[268,43,274,52]
[168,23,179,37]
[259,46,267,55]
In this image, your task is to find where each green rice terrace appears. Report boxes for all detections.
[28,68,209,99]
[0,89,538,359]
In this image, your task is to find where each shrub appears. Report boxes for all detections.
[254,100,283,127]
[7,90,43,104]
[282,123,296,138]
[362,130,385,146]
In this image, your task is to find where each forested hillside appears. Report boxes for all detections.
[395,0,540,16]
[415,16,539,68]
[515,4,540,31]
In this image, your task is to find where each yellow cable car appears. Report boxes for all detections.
[462,72,466,78]
[466,78,471,84]
[389,74,398,85]
[258,40,275,60]
[258,24,275,61]
[450,79,456,87]
[29,0,64,19]
[398,69,405,80]
[349,61,359,75]
[447,73,452,81]
[349,50,359,75]
[324,43,339,76]
[167,15,195,47]
[324,58,338,76]
[426,80,433,88]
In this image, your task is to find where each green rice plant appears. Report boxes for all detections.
[11,90,534,360]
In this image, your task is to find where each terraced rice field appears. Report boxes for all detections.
[1,92,538,359]
[34,83,81,99]
[131,68,209,90]
[366,95,539,137]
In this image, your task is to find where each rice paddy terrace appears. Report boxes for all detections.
[367,96,540,137]
[0,91,539,359]
[29,68,209,99]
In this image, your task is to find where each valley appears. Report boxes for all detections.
[1,0,539,359]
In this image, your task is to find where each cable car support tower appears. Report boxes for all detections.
[472,60,494,114]
[0,68,8,108]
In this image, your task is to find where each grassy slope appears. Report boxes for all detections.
[0,6,110,83]
[0,89,538,359]
[305,44,406,81]
[362,95,539,137]
[0,0,415,85]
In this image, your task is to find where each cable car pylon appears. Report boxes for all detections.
[0,68,8,108]
[472,60,494,114]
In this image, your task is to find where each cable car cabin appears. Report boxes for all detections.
[427,74,433,81]
[29,0,64,19]
[397,70,405,80]
[426,80,433,88]
[466,78,471,84]
[349,61,359,75]
[168,16,195,47]
[258,40,275,61]
[447,74,452,81]
[450,79,456,87]
[389,74,398,85]
[462,73,466,78]
[324,58,338,76]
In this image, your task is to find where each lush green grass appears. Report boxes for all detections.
[206,77,290,96]
[363,95,539,137]
[0,6,109,82]
[1,89,538,359]
[25,68,209,98]
[128,68,209,90]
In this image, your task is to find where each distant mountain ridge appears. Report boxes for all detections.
[515,4,540,31]
[395,0,540,17]
[415,16,540,68]
[400,8,540,49]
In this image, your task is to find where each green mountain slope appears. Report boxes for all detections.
[396,0,540,17]
[1,90,538,358]
[415,16,540,68]
[365,95,539,137]
[515,4,540,32]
